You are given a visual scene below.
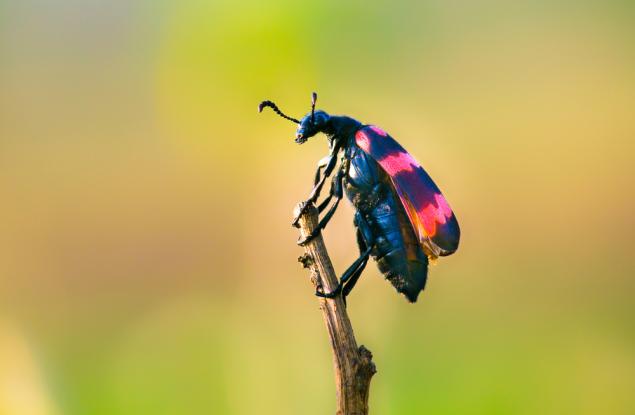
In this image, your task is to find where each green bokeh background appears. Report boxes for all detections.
[1,1,634,414]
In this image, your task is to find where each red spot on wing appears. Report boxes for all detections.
[417,193,453,237]
[355,126,388,151]
[378,152,418,176]
[355,130,371,151]
[369,125,387,136]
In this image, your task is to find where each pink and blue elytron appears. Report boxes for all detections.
[259,93,460,302]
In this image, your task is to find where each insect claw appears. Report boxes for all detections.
[315,284,342,299]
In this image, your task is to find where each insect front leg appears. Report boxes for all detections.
[314,155,332,186]
[316,155,349,214]
[297,160,348,246]
[292,144,341,227]
[306,146,339,202]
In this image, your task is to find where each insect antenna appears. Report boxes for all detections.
[258,100,300,124]
[310,92,317,124]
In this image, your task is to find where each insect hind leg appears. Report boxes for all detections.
[316,214,374,301]
[342,229,372,298]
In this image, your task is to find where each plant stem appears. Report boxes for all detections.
[294,202,376,415]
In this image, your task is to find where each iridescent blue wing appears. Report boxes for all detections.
[355,125,460,257]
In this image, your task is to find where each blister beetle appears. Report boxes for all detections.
[259,93,460,302]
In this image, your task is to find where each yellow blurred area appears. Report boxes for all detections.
[1,0,634,414]
[0,321,58,415]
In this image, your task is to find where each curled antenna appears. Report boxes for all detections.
[310,92,317,124]
[258,100,300,124]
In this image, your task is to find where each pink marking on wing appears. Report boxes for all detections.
[417,193,453,237]
[369,125,387,136]
[434,193,453,219]
[355,130,371,151]
[379,152,419,176]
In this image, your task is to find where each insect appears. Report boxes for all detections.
[259,93,460,302]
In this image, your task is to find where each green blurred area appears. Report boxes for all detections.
[1,0,634,414]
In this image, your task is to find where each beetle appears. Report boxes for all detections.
[259,93,460,302]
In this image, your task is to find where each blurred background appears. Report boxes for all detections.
[1,0,634,414]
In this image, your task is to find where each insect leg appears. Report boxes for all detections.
[297,162,346,246]
[316,223,374,300]
[307,146,339,202]
[341,227,373,298]
[317,191,333,213]
[314,155,332,186]
[292,144,341,227]
[316,165,338,213]
[316,149,353,214]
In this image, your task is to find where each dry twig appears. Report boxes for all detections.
[294,202,376,415]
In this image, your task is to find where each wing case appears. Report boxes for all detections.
[354,125,460,257]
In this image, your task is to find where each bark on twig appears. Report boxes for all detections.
[294,203,376,415]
